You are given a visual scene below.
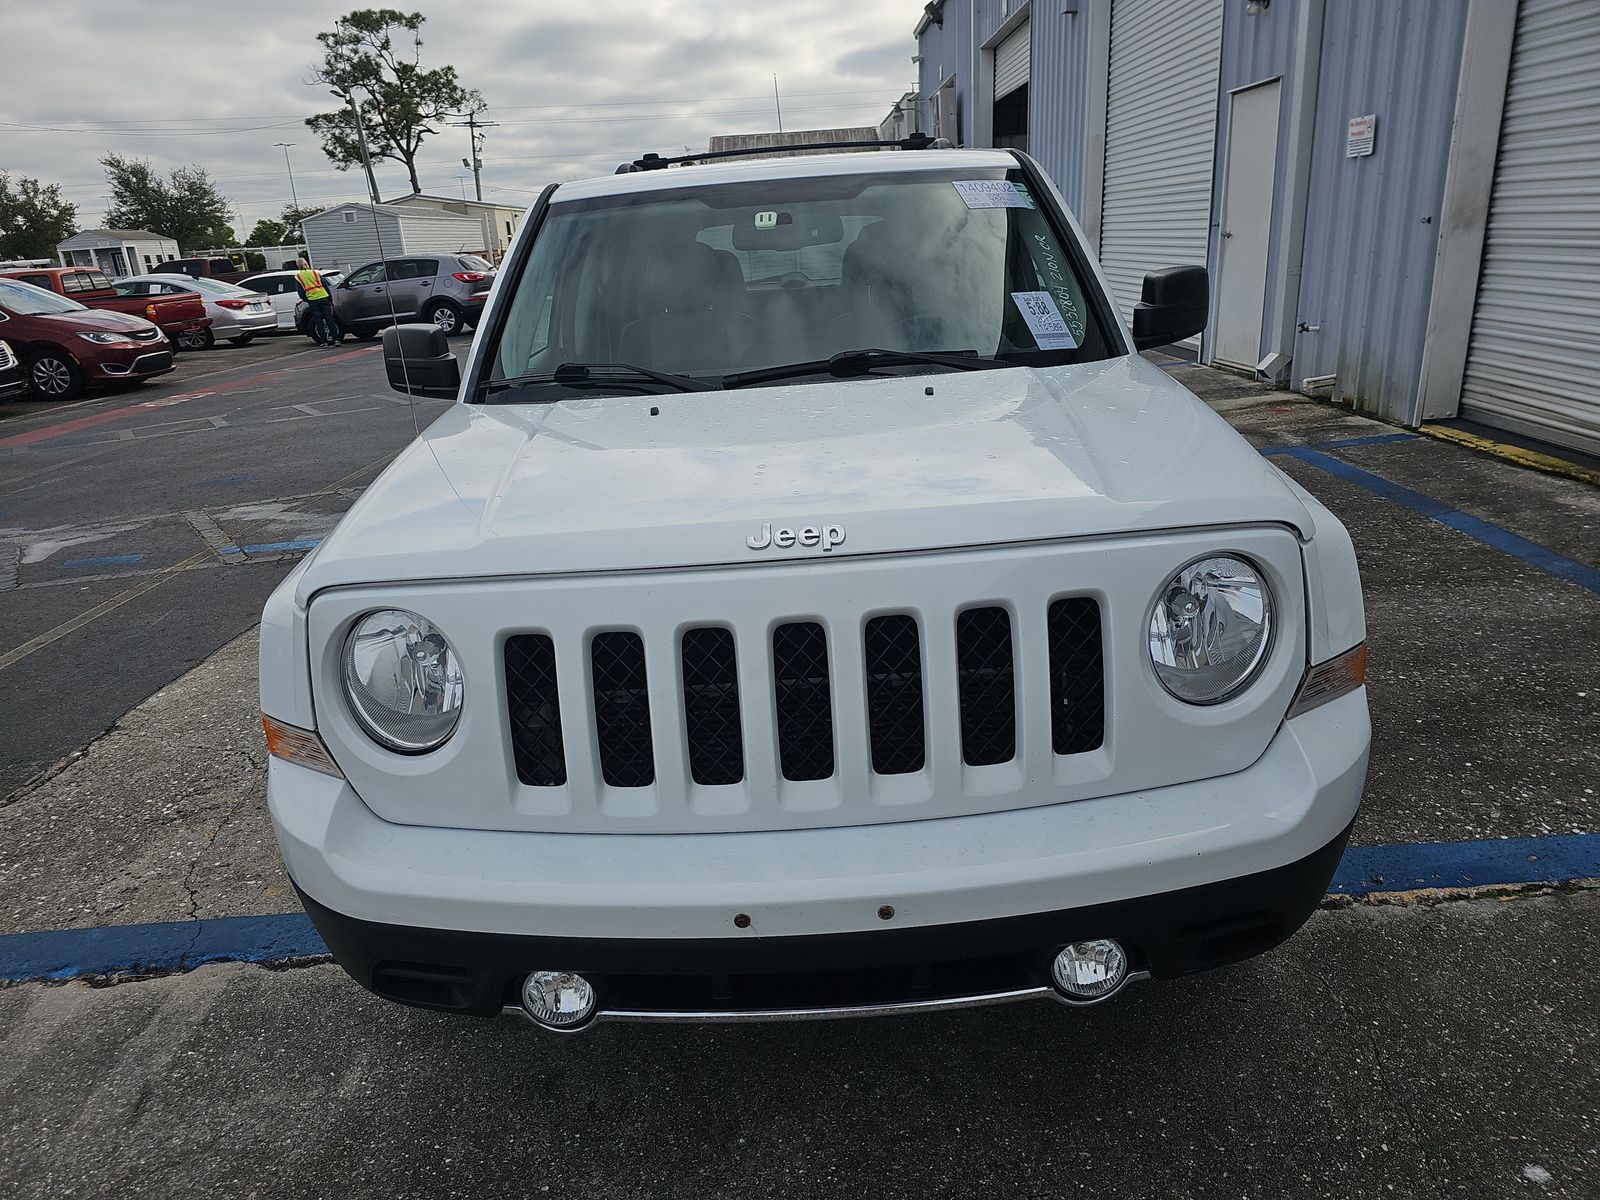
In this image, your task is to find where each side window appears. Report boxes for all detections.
[17,274,50,290]
[346,263,386,286]
[389,259,420,281]
[411,258,439,278]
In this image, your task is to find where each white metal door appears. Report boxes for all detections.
[995,22,1030,99]
[1458,0,1600,455]
[1098,0,1224,323]
[1213,80,1281,370]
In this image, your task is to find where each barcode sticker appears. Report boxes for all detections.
[1011,291,1079,350]
[953,180,1035,209]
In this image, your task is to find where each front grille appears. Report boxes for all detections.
[591,632,654,787]
[863,615,925,775]
[0,342,16,369]
[1048,598,1105,754]
[956,607,1017,766]
[681,627,744,785]
[131,352,174,374]
[500,599,1104,798]
[505,634,566,786]
[772,622,835,781]
[130,328,162,342]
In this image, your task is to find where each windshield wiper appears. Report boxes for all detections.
[481,361,713,398]
[721,348,1010,389]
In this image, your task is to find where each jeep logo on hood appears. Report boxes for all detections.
[747,522,846,553]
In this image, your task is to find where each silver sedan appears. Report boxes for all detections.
[114,274,279,348]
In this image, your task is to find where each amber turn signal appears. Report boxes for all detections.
[262,714,344,778]
[1287,642,1367,718]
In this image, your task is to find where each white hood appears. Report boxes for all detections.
[297,354,1310,597]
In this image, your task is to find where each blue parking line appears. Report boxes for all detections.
[56,553,144,570]
[1266,446,1600,595]
[1,833,1595,983]
[216,539,322,556]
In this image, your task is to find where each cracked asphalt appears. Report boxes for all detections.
[0,351,1596,1198]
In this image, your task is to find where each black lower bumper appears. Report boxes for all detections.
[297,818,1353,1018]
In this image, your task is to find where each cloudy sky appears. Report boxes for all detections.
[0,0,920,239]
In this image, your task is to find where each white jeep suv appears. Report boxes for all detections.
[260,144,1369,1031]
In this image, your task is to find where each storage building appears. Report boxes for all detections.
[916,0,1600,456]
[299,203,484,275]
[55,229,179,278]
[380,194,527,262]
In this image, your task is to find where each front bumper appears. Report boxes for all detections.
[273,689,1368,1018]
[87,345,175,380]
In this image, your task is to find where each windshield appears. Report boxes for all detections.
[0,279,85,315]
[487,166,1113,396]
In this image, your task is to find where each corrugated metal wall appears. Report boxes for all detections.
[1291,0,1468,418]
[917,8,973,145]
[1028,4,1092,208]
[301,206,404,275]
[393,210,489,257]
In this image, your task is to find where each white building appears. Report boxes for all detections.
[298,203,485,275]
[56,229,179,278]
[380,194,527,261]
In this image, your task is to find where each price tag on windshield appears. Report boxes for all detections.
[953,180,1035,209]
[1011,291,1079,350]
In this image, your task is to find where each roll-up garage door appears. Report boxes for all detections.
[1098,0,1224,323]
[995,21,1030,99]
[1458,0,1600,456]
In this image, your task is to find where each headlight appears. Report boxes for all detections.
[1148,555,1274,704]
[342,609,465,752]
[78,331,132,345]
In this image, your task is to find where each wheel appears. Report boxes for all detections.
[179,327,214,351]
[230,334,254,346]
[28,350,83,401]
[423,301,461,335]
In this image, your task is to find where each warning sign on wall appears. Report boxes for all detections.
[1347,114,1377,158]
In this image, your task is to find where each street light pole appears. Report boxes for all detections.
[334,91,382,205]
[273,142,306,264]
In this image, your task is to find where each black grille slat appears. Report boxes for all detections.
[505,634,566,787]
[681,627,744,785]
[1048,597,1105,755]
[864,615,926,775]
[772,622,835,781]
[591,632,655,787]
[956,607,1017,766]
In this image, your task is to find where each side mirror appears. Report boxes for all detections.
[1130,265,1208,351]
[383,323,460,399]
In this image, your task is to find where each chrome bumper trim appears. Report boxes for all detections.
[501,972,1149,1030]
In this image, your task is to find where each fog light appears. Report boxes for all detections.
[1050,939,1130,1004]
[521,970,597,1030]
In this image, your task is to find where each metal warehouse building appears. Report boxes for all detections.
[916,0,1600,455]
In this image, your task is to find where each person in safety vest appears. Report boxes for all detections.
[294,259,339,347]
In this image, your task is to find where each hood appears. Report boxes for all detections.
[42,307,157,334]
[299,354,1311,596]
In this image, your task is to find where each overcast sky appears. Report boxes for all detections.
[0,0,919,239]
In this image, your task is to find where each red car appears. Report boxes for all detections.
[0,267,210,349]
[0,278,175,400]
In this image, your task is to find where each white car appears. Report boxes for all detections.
[116,274,279,347]
[260,143,1370,1032]
[239,269,344,333]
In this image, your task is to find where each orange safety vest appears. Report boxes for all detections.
[296,268,329,302]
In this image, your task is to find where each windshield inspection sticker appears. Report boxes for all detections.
[953,179,1035,209]
[1012,291,1080,350]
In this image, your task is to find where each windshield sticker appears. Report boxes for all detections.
[953,180,1036,209]
[1031,232,1087,342]
[1011,291,1080,351]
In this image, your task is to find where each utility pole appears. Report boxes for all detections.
[449,109,497,202]
[333,91,382,204]
[773,75,784,132]
[274,142,307,262]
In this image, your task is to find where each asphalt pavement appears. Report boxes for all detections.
[0,350,1596,1198]
[0,333,450,797]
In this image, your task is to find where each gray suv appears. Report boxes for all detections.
[330,254,495,339]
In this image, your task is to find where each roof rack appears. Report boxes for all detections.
[616,133,952,174]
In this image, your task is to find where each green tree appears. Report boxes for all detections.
[245,218,290,246]
[101,155,235,251]
[280,203,322,236]
[0,173,77,260]
[307,9,481,195]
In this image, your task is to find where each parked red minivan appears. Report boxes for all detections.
[0,278,175,400]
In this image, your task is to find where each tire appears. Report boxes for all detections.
[423,301,461,335]
[28,350,83,401]
[179,328,214,351]
[351,327,381,342]
[230,334,255,346]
